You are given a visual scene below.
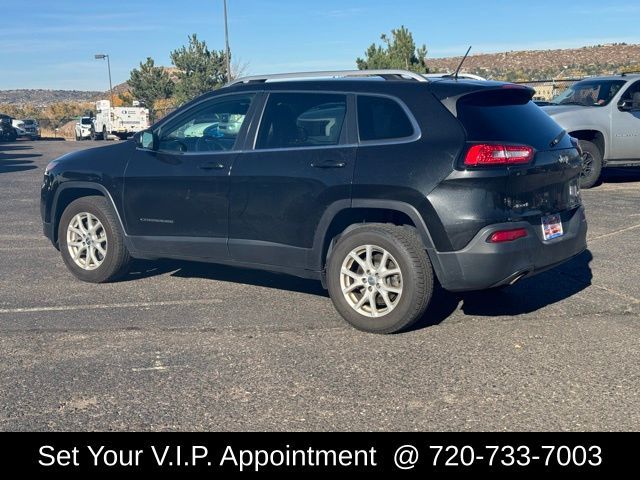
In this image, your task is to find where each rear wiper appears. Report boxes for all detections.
[550,130,567,148]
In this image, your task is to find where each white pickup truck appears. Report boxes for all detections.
[542,73,640,188]
[92,100,150,140]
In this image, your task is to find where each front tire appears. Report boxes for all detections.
[58,196,131,283]
[327,224,434,334]
[578,140,603,189]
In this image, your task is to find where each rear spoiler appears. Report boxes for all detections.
[433,83,536,117]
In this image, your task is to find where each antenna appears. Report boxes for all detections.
[453,46,472,80]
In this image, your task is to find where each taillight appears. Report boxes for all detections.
[489,228,528,243]
[464,144,534,167]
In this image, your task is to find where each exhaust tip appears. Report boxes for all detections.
[509,271,529,285]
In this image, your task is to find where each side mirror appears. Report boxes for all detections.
[136,130,158,150]
[618,100,636,111]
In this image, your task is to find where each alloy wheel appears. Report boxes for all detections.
[339,244,403,318]
[581,152,594,178]
[66,212,108,270]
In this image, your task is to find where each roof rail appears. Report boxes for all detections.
[226,69,429,87]
[620,70,640,76]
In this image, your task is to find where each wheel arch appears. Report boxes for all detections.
[569,129,606,159]
[311,199,445,285]
[51,182,126,246]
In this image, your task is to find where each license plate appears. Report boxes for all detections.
[542,214,564,240]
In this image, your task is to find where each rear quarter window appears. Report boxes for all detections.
[357,95,415,142]
[458,90,565,150]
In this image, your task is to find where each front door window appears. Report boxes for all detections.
[158,94,255,153]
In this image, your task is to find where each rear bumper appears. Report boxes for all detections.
[433,206,588,292]
[114,127,144,133]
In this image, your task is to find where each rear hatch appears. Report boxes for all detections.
[427,84,583,250]
[457,87,582,218]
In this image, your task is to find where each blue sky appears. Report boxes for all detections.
[2,0,640,90]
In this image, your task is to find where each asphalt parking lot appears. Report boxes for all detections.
[1,139,638,431]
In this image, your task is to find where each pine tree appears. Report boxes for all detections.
[356,26,428,73]
[170,34,228,105]
[128,57,174,119]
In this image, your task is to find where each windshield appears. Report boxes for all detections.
[551,79,625,106]
[81,118,93,125]
[23,119,36,125]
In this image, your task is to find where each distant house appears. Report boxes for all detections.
[532,84,556,101]
[518,79,579,102]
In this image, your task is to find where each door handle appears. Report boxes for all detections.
[311,161,347,169]
[198,161,226,170]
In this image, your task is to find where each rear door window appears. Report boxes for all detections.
[256,93,347,149]
[621,80,640,107]
[357,95,415,142]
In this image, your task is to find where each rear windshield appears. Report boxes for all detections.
[81,118,93,125]
[457,90,567,150]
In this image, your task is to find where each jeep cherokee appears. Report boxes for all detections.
[41,70,588,334]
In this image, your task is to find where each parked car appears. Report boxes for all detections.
[542,73,640,188]
[11,119,28,138]
[75,117,94,141]
[19,118,40,140]
[41,69,587,334]
[0,114,17,142]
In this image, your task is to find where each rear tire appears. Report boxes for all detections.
[58,196,131,283]
[326,224,434,334]
[578,140,602,189]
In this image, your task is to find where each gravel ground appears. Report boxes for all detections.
[0,139,638,431]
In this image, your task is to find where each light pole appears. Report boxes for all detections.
[94,54,114,106]
[223,0,231,81]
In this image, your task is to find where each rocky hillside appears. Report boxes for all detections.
[0,66,179,106]
[0,89,102,107]
[428,43,640,81]
[3,44,640,106]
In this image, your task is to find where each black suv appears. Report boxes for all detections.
[41,70,588,333]
[0,114,18,142]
